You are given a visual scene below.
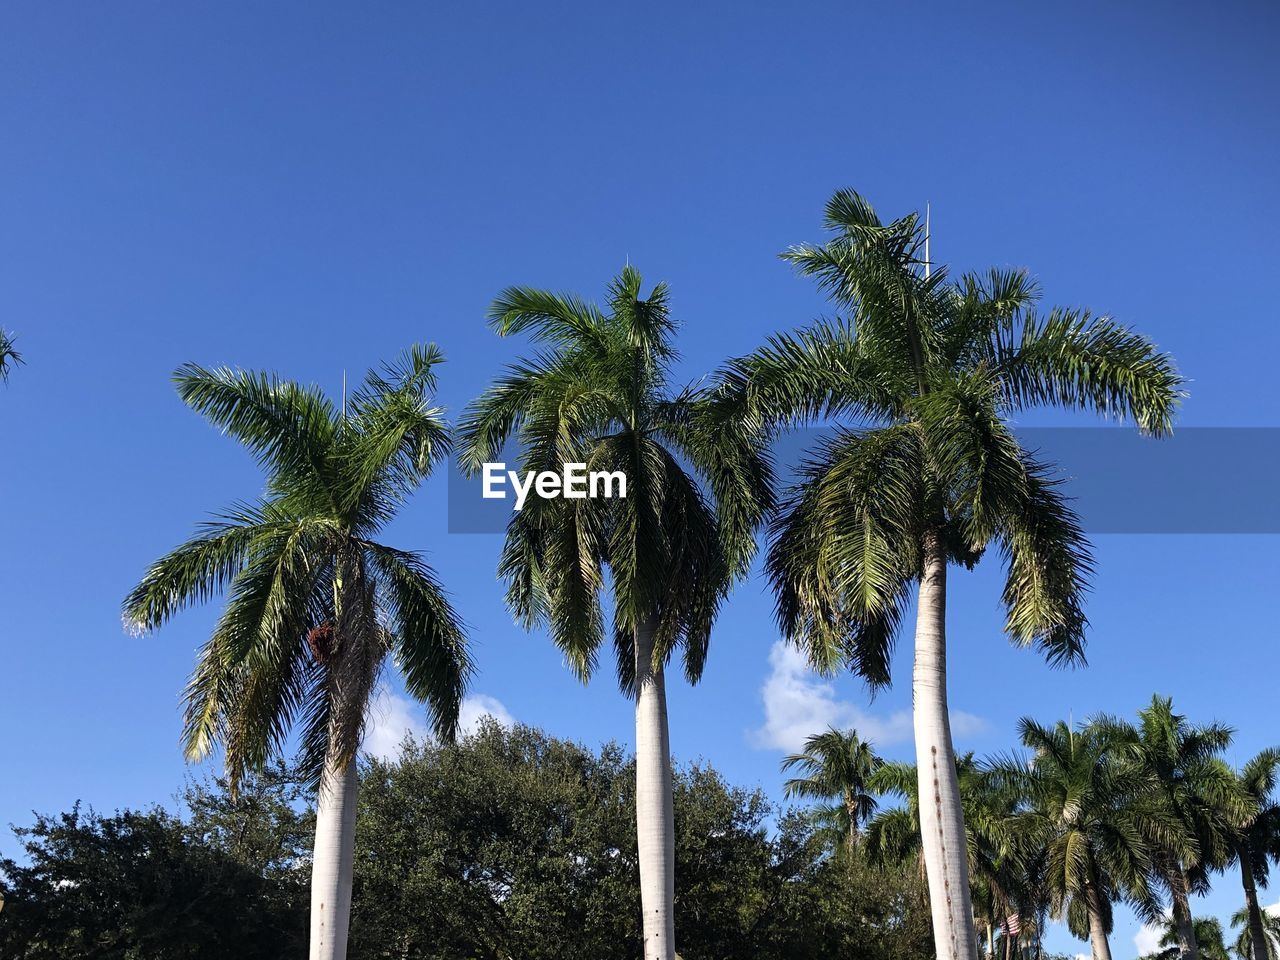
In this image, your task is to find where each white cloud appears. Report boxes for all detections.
[750,641,986,753]
[459,693,515,734]
[362,689,514,762]
[1267,898,1280,917]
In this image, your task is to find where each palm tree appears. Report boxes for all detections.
[1232,907,1280,960]
[458,267,769,960]
[782,726,882,854]
[0,328,22,382]
[123,347,470,960]
[712,189,1183,960]
[1226,750,1280,960]
[993,719,1164,960]
[1143,917,1233,960]
[1103,697,1247,960]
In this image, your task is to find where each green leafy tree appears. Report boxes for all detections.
[0,805,306,958]
[458,267,770,960]
[351,719,931,960]
[0,328,22,382]
[180,761,313,886]
[713,189,1182,960]
[782,726,882,854]
[1,721,937,960]
[1225,750,1280,960]
[1102,697,1248,960]
[123,347,471,960]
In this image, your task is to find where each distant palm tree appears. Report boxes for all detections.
[0,328,22,382]
[993,719,1164,960]
[458,267,769,960]
[714,189,1182,960]
[124,347,470,960]
[1232,906,1280,960]
[1103,697,1248,960]
[782,727,882,854]
[1144,917,1233,960]
[1226,749,1280,960]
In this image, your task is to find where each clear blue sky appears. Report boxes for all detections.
[2,2,1277,955]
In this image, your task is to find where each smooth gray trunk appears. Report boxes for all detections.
[912,531,979,960]
[310,755,358,960]
[1240,847,1270,960]
[634,617,676,960]
[1083,884,1113,960]
[1171,875,1200,960]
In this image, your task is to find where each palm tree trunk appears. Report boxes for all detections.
[310,754,358,960]
[912,529,979,960]
[1170,870,1200,960]
[1240,844,1270,960]
[1083,883,1113,960]
[634,616,676,960]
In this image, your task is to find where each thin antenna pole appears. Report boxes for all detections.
[342,369,347,419]
[924,202,931,279]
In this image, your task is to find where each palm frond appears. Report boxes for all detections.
[0,328,23,382]
[362,541,471,741]
[766,424,923,682]
[997,456,1093,667]
[173,364,338,498]
[988,307,1184,436]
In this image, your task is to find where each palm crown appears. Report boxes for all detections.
[124,346,470,788]
[1231,748,1280,894]
[715,190,1183,681]
[996,719,1165,944]
[458,266,770,690]
[1104,697,1246,889]
[781,726,882,851]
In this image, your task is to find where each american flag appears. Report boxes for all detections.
[1005,914,1022,937]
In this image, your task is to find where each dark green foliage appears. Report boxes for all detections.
[1,725,936,960]
[0,771,308,959]
[350,720,934,960]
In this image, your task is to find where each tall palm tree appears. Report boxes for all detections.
[1226,749,1280,960]
[1103,697,1247,960]
[124,346,470,960]
[0,328,22,382]
[1232,906,1280,960]
[993,719,1163,960]
[458,267,769,960]
[782,726,882,854]
[713,189,1183,960]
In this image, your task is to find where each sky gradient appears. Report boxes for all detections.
[3,3,1278,955]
